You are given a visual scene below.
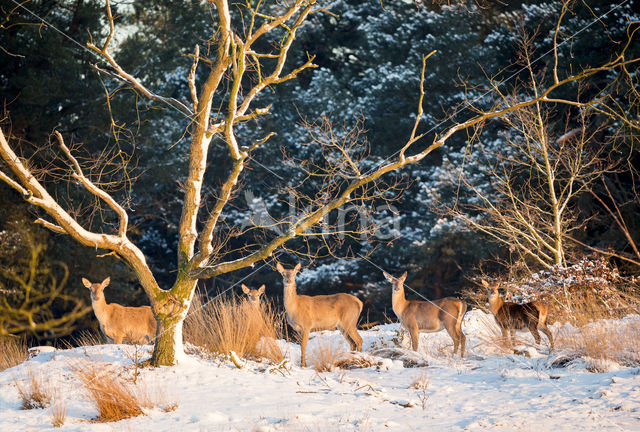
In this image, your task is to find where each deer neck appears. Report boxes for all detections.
[91,294,111,323]
[392,286,408,316]
[283,280,299,311]
[488,292,503,315]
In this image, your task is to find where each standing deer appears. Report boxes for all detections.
[276,262,363,367]
[241,284,265,307]
[482,279,553,349]
[383,271,467,357]
[82,277,156,344]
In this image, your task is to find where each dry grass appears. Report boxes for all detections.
[50,398,67,428]
[410,372,430,410]
[309,337,348,372]
[70,330,107,347]
[15,369,53,409]
[0,337,28,372]
[554,309,640,370]
[334,353,379,370]
[184,293,284,363]
[472,313,520,354]
[72,360,178,421]
[72,361,146,422]
[410,372,430,390]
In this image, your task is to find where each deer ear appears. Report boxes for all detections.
[400,271,407,282]
[82,278,92,288]
[276,262,284,273]
[241,284,250,294]
[258,285,265,294]
[481,280,489,288]
[101,277,110,287]
[383,272,393,282]
[294,262,302,272]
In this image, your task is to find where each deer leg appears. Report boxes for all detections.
[500,327,509,347]
[339,327,357,351]
[509,329,517,347]
[444,323,459,356]
[299,329,309,367]
[458,329,466,358]
[349,327,363,352]
[114,336,123,344]
[408,325,420,351]
[539,324,554,350]
[528,322,542,345]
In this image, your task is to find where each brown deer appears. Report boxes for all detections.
[482,279,553,350]
[82,277,156,344]
[276,262,363,367]
[383,271,467,357]
[241,284,265,307]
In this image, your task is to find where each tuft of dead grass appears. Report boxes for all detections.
[410,372,430,390]
[0,337,28,372]
[410,372,430,410]
[334,353,379,370]
[72,361,146,422]
[184,293,284,363]
[554,313,640,370]
[15,369,53,409]
[50,398,67,427]
[70,330,107,347]
[309,337,348,372]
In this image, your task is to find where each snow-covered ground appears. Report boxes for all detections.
[1,310,639,431]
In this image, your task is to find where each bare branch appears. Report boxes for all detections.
[54,131,128,238]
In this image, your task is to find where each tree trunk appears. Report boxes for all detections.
[150,280,196,366]
[151,315,186,366]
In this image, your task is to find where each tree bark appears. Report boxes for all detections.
[149,279,196,366]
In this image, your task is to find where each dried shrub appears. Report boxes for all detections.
[554,314,640,369]
[309,337,347,372]
[72,362,145,422]
[15,369,52,409]
[411,372,430,410]
[410,372,430,390]
[466,257,640,324]
[0,337,27,371]
[517,257,639,321]
[184,293,284,363]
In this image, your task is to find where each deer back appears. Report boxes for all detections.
[102,303,156,344]
[289,293,362,331]
[401,297,463,331]
[495,301,541,330]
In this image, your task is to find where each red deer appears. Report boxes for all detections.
[482,279,553,349]
[276,262,363,367]
[383,271,467,357]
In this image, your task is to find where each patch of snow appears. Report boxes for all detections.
[0,310,639,431]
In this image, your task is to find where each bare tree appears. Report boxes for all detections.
[443,22,639,269]
[1,0,638,365]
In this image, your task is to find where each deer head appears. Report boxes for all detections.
[241,284,265,305]
[82,277,110,302]
[383,271,407,293]
[276,262,302,288]
[481,279,500,298]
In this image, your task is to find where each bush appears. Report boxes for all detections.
[466,256,640,324]
[183,293,284,363]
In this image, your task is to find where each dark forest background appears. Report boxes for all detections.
[1,0,638,343]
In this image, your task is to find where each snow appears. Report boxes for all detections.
[1,310,639,431]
